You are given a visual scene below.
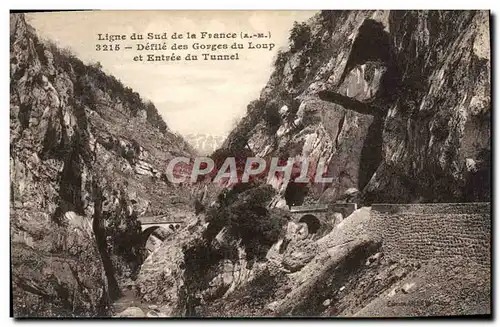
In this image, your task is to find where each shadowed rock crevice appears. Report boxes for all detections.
[18,101,32,130]
[358,115,384,192]
[334,113,346,149]
[91,180,121,302]
[58,150,84,217]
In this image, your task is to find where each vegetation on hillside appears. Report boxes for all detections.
[41,39,169,134]
[204,183,289,262]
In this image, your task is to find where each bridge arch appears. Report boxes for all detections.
[142,225,163,242]
[141,222,183,244]
[141,225,171,252]
[298,214,321,234]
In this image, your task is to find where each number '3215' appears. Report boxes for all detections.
[95,44,121,51]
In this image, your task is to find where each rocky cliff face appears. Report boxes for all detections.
[10,13,195,317]
[223,10,490,205]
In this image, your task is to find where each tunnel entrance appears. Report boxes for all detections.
[298,214,321,234]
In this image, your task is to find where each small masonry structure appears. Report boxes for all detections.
[289,203,358,234]
[137,215,184,232]
[138,215,186,246]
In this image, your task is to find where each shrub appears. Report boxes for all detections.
[145,101,169,133]
[263,102,282,131]
[205,184,288,261]
[274,50,289,72]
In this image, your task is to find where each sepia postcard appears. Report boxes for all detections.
[10,10,491,318]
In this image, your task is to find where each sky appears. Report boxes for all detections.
[27,10,316,137]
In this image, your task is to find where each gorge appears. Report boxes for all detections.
[10,10,491,318]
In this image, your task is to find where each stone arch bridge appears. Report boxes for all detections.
[137,203,357,243]
[137,215,185,244]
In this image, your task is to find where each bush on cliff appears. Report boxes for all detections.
[263,101,282,132]
[289,21,311,52]
[43,39,169,134]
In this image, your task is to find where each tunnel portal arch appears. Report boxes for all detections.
[284,182,309,207]
[298,214,321,234]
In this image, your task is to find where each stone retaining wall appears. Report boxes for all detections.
[370,203,490,266]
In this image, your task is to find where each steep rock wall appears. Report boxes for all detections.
[10,13,195,317]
